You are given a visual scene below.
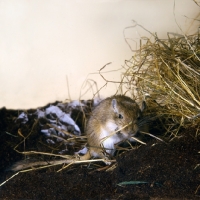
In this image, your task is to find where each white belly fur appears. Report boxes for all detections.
[100,122,121,154]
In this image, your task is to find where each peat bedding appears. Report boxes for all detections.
[0,106,200,200]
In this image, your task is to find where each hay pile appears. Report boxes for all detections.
[121,32,200,137]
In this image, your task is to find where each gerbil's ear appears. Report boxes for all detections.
[112,99,119,113]
[140,101,146,112]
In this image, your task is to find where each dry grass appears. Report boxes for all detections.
[120,31,200,138]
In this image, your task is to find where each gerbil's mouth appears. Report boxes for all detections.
[116,130,121,134]
[116,130,122,136]
[115,127,121,135]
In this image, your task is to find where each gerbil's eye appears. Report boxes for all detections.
[118,114,123,119]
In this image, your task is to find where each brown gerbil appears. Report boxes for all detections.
[80,95,145,162]
[10,95,146,171]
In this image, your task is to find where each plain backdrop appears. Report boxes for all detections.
[0,0,199,109]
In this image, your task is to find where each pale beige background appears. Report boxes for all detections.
[0,0,199,109]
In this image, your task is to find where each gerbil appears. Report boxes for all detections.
[10,95,146,171]
[81,95,145,162]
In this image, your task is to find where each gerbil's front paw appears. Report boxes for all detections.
[103,156,111,165]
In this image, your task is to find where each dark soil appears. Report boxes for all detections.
[0,106,199,200]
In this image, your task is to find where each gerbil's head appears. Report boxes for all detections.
[111,96,145,138]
